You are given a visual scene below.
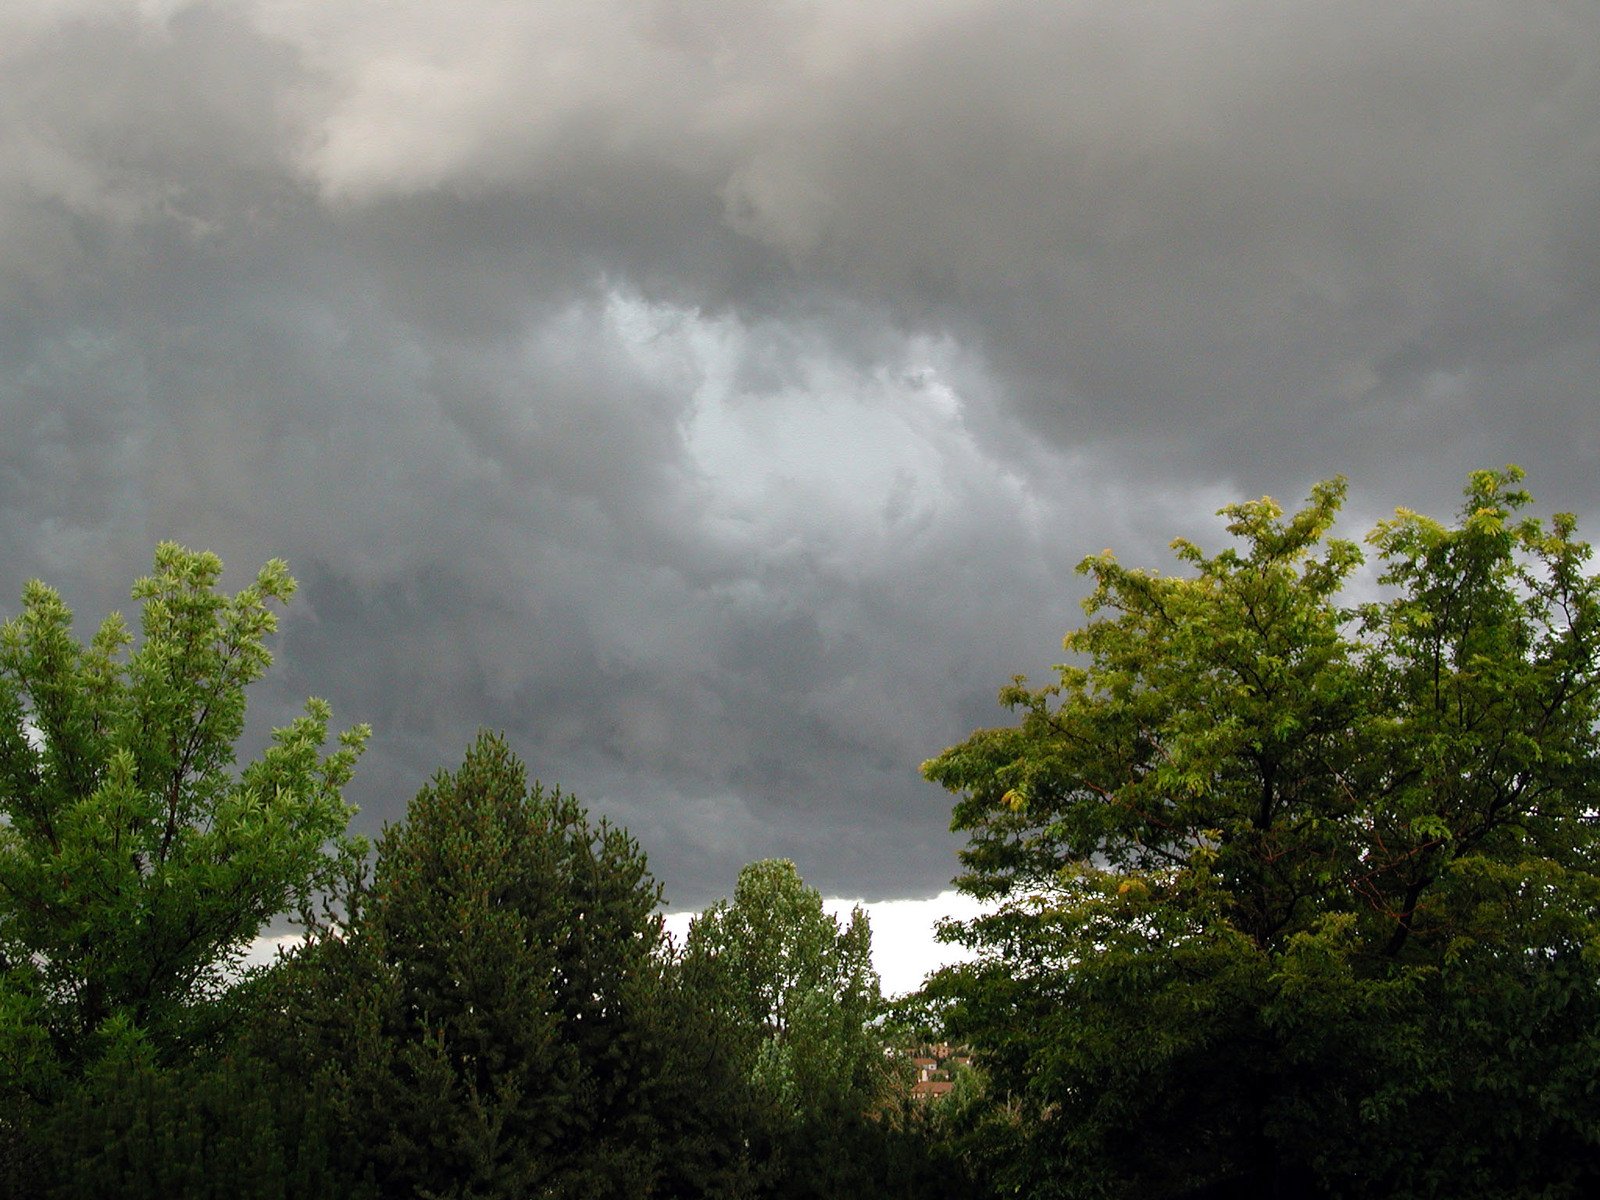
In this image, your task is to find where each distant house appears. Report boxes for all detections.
[894,1043,972,1101]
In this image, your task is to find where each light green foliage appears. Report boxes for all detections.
[923,470,1600,1198]
[683,859,883,1121]
[0,544,368,1097]
[678,859,907,1198]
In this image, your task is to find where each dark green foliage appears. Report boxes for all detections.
[292,731,669,1199]
[649,960,775,1199]
[32,1052,373,1200]
[923,470,1600,1199]
[2,546,995,1198]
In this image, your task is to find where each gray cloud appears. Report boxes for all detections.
[4,0,1599,904]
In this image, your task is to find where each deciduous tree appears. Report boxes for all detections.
[0,544,367,1097]
[680,859,893,1197]
[683,859,882,1124]
[923,470,1600,1198]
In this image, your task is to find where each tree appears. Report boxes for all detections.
[683,859,882,1123]
[922,470,1600,1199]
[680,859,890,1197]
[30,1051,372,1200]
[0,544,368,1100]
[293,731,669,1200]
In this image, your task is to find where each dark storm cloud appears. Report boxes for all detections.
[4,0,1599,903]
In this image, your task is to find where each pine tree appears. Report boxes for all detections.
[298,732,668,1199]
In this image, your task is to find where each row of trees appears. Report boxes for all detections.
[5,467,1600,1198]
[0,546,969,1198]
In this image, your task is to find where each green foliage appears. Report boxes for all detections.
[0,544,1011,1198]
[679,859,902,1197]
[0,544,367,1104]
[292,731,668,1200]
[683,859,883,1125]
[923,469,1600,1198]
[34,1051,372,1200]
[893,1057,1016,1200]
[646,957,774,1199]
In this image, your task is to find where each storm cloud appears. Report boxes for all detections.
[5,0,1599,903]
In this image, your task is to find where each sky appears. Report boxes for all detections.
[5,1,1600,911]
[248,891,986,998]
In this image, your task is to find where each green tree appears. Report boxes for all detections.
[681,859,891,1196]
[293,731,668,1200]
[683,859,882,1123]
[922,470,1600,1199]
[648,952,774,1199]
[0,544,367,1099]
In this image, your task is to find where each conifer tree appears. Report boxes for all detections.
[301,732,667,1200]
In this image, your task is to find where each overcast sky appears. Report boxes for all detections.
[5,1,1599,908]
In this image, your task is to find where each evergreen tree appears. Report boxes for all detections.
[296,731,668,1199]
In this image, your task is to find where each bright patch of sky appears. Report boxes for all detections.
[247,890,989,999]
[611,291,1001,565]
[663,889,989,998]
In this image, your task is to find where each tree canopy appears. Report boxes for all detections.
[922,469,1600,1198]
[291,730,669,1200]
[0,551,922,1200]
[682,858,882,1123]
[13,472,1600,1199]
[678,859,902,1198]
[0,544,367,1101]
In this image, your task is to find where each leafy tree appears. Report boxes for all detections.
[683,859,882,1124]
[922,470,1600,1199]
[0,545,367,1111]
[681,859,891,1196]
[292,731,668,1200]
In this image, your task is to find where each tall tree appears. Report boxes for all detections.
[296,731,668,1200]
[683,859,882,1125]
[923,470,1600,1199]
[0,544,367,1096]
[681,859,890,1197]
